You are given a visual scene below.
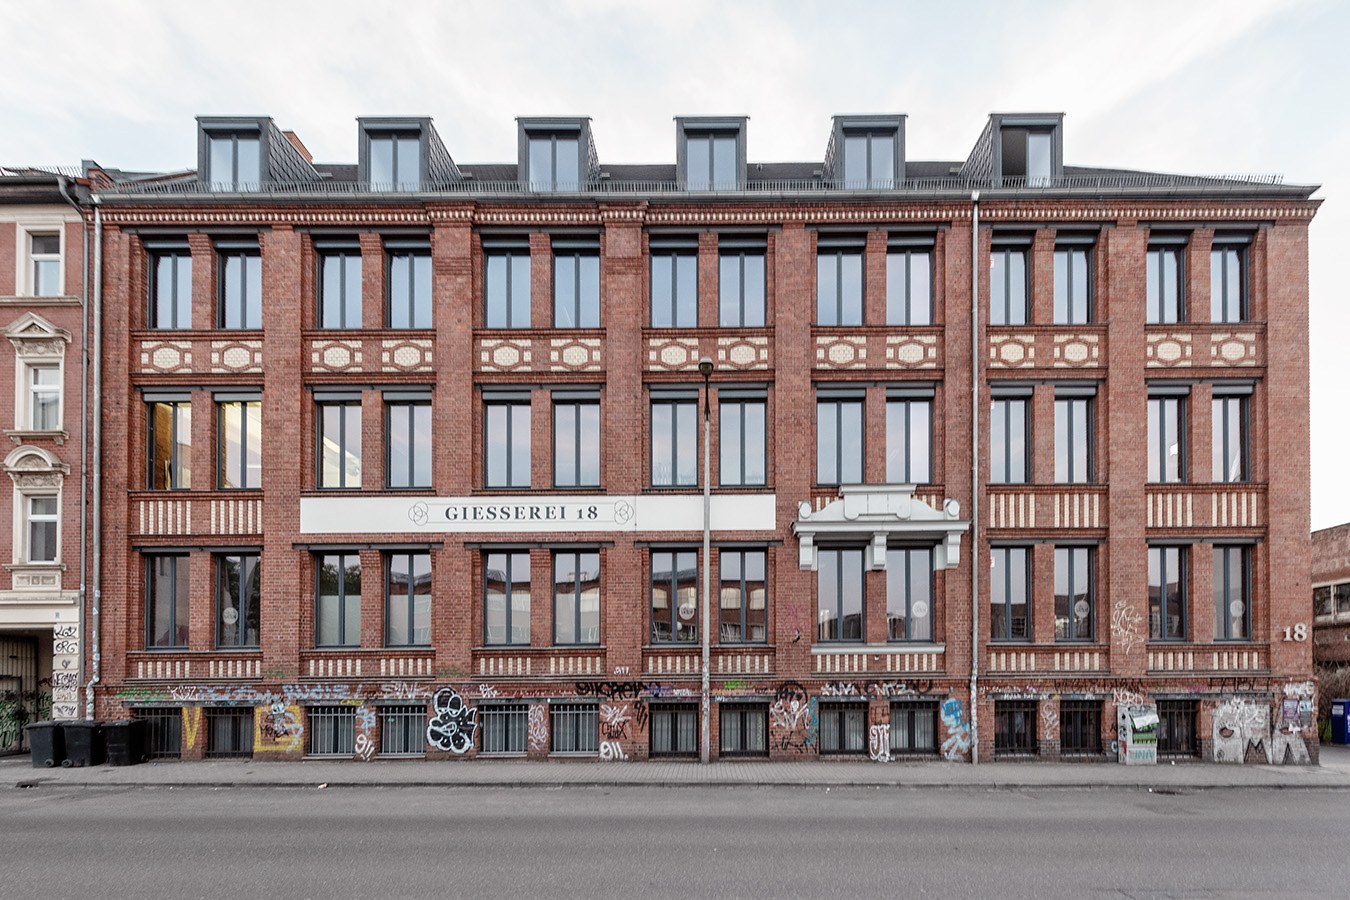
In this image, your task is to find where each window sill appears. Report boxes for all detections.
[0,295,81,306]
[6,429,68,445]
[812,643,944,655]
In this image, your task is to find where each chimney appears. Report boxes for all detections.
[283,130,312,163]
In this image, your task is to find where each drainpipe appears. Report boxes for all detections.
[85,197,102,720]
[56,177,88,719]
[969,191,980,765]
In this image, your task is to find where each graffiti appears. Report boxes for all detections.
[1212,698,1270,764]
[53,640,79,656]
[940,697,971,761]
[1112,687,1146,708]
[380,682,429,700]
[771,682,810,731]
[821,680,935,700]
[435,665,468,680]
[267,702,291,737]
[356,705,376,732]
[426,687,478,754]
[575,681,651,701]
[114,686,168,703]
[53,625,77,639]
[632,699,650,732]
[1111,604,1145,656]
[600,704,631,740]
[528,704,548,752]
[981,678,1150,701]
[599,741,628,761]
[821,682,862,697]
[262,667,289,681]
[782,605,804,643]
[0,699,23,749]
[183,707,201,751]
[1040,703,1059,740]
[1283,681,1315,699]
[354,733,376,761]
[613,666,631,675]
[722,679,750,691]
[478,685,500,699]
[256,704,303,753]
[869,724,891,762]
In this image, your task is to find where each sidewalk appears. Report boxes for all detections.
[8,744,1350,791]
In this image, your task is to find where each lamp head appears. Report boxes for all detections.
[698,357,714,379]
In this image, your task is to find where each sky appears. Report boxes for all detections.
[1,0,1344,527]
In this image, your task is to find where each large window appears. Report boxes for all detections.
[149,248,192,329]
[1148,546,1186,641]
[308,707,356,757]
[890,702,939,756]
[818,702,867,754]
[528,133,580,192]
[484,551,530,646]
[316,553,361,648]
[651,550,698,644]
[1210,244,1246,323]
[719,549,767,643]
[886,246,931,325]
[554,551,600,645]
[29,233,61,297]
[1053,246,1092,324]
[719,703,768,758]
[317,398,361,489]
[25,496,57,563]
[206,132,260,189]
[1214,546,1250,641]
[148,400,191,490]
[993,700,1038,756]
[550,702,598,754]
[146,555,189,649]
[27,365,60,431]
[719,395,766,487]
[216,553,260,649]
[990,246,1029,325]
[991,547,1030,641]
[817,245,863,326]
[485,396,530,489]
[387,245,432,329]
[205,708,254,758]
[554,398,600,488]
[1059,700,1102,755]
[718,246,765,327]
[841,131,895,189]
[481,704,529,754]
[990,396,1029,484]
[553,245,599,328]
[1157,700,1198,757]
[651,395,697,487]
[1054,546,1093,641]
[386,552,431,647]
[380,706,426,756]
[217,246,261,329]
[1054,395,1092,484]
[886,396,931,484]
[686,132,736,191]
[886,547,932,641]
[1146,245,1183,324]
[368,132,420,190]
[1212,394,1248,483]
[318,246,361,329]
[217,399,262,490]
[649,704,699,758]
[817,395,863,486]
[1147,395,1185,483]
[1001,128,1053,186]
[817,547,864,642]
[484,244,531,328]
[650,246,697,328]
[386,398,431,489]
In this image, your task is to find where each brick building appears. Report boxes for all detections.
[89,112,1320,764]
[1313,523,1350,665]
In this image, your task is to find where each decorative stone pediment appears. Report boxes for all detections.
[4,445,68,487]
[5,312,71,358]
[791,484,969,572]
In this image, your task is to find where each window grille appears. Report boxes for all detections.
[550,703,598,754]
[204,708,254,759]
[307,706,356,757]
[380,705,427,756]
[481,704,529,754]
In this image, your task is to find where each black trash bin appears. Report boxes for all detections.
[103,719,148,766]
[61,720,105,767]
[23,721,65,768]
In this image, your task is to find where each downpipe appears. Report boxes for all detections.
[969,191,980,764]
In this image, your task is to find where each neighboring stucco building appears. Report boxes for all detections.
[1313,523,1350,665]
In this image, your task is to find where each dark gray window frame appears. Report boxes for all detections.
[384,394,432,489]
[886,546,934,642]
[1054,392,1094,484]
[1149,545,1187,642]
[817,546,865,643]
[216,396,262,491]
[1054,545,1095,642]
[364,130,423,190]
[1213,545,1252,641]
[816,241,864,326]
[1059,699,1102,755]
[317,244,362,330]
[385,241,432,329]
[148,245,192,330]
[650,391,699,488]
[718,548,767,645]
[817,701,868,755]
[649,242,698,328]
[1147,392,1187,483]
[484,392,531,490]
[480,703,530,754]
[216,244,262,330]
[315,552,361,649]
[552,242,600,329]
[840,129,899,189]
[215,552,261,650]
[650,548,699,645]
[1053,242,1093,324]
[991,545,1031,642]
[990,391,1031,485]
[204,130,262,189]
[885,242,933,326]
[718,702,769,758]
[993,699,1038,756]
[1210,242,1248,323]
[717,243,766,327]
[990,243,1030,325]
[648,702,699,758]
[1212,392,1250,483]
[553,395,600,489]
[385,551,431,648]
[889,700,939,756]
[816,392,864,487]
[718,392,766,487]
[526,132,582,192]
[316,395,361,490]
[1146,242,1185,324]
[147,398,192,490]
[145,554,189,650]
[885,393,932,484]
[553,549,601,647]
[549,701,599,754]
[483,550,530,647]
[483,241,531,329]
[1158,699,1199,757]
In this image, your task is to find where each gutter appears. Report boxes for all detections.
[969,191,980,765]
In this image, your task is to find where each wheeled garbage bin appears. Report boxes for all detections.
[103,719,148,766]
[61,720,105,767]
[23,721,64,768]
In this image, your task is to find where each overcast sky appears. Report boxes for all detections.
[2,0,1344,527]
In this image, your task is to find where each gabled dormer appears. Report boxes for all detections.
[675,116,747,191]
[357,116,460,190]
[824,115,906,189]
[196,116,321,189]
[961,113,1064,187]
[517,117,598,192]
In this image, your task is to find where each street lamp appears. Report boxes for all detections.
[698,356,714,764]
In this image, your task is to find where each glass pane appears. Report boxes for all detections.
[990,251,1006,325]
[235,137,260,186]
[412,404,431,487]
[817,402,836,484]
[486,255,508,327]
[370,137,393,186]
[840,252,863,326]
[555,556,575,644]
[1008,400,1026,483]
[1009,549,1028,639]
[1026,132,1051,186]
[712,136,736,189]
[1162,249,1179,323]
[343,558,361,646]
[222,255,240,327]
[687,136,709,190]
[675,551,698,642]
[209,137,233,187]
[719,255,739,326]
[321,256,343,328]
[1054,251,1068,323]
[510,553,531,644]
[840,401,862,484]
[910,401,930,483]
[389,254,410,328]
[578,255,599,327]
[1336,584,1350,615]
[244,402,262,488]
[176,256,193,327]
[343,255,362,327]
[412,254,432,328]
[844,135,866,187]
[676,253,697,327]
[34,258,60,297]
[555,404,576,487]
[554,255,575,327]
[817,254,836,325]
[886,253,907,325]
[1008,251,1026,324]
[318,555,342,646]
[720,401,742,486]
[578,403,600,486]
[744,402,765,486]
[396,135,420,190]
[886,549,908,639]
[221,403,241,488]
[150,558,181,647]
[388,404,409,487]
[817,550,838,641]
[675,401,697,485]
[743,253,765,327]
[529,138,552,190]
[245,255,262,328]
[485,552,507,644]
[870,135,893,188]
[911,252,931,325]
[909,550,932,640]
[387,556,409,646]
[555,138,578,190]
[578,553,600,643]
[410,554,431,645]
[652,402,673,486]
[651,254,672,327]
[1073,250,1089,322]
[511,403,531,488]
[840,549,863,640]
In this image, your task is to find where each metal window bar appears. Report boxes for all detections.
[481,704,529,754]
[718,704,768,758]
[136,709,182,760]
[307,706,356,757]
[380,705,427,756]
[204,708,254,759]
[993,700,1038,756]
[889,701,939,755]
[1157,701,1199,757]
[818,703,868,754]
[1059,700,1102,755]
[649,704,699,758]
[549,703,599,754]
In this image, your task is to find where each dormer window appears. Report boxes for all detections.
[207,131,261,189]
[528,133,579,191]
[369,132,421,190]
[998,121,1059,186]
[842,131,894,189]
[686,132,736,191]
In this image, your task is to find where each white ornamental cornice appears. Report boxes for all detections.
[791,484,970,573]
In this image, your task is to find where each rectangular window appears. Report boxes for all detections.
[817,396,863,485]
[28,365,60,430]
[317,399,361,489]
[1148,546,1186,641]
[387,247,432,328]
[307,707,356,757]
[886,547,933,641]
[1059,700,1102,755]
[216,553,260,649]
[1315,585,1333,618]
[1338,583,1350,615]
[842,131,895,189]
[818,702,867,754]
[817,547,864,642]
[204,708,254,758]
[217,248,262,329]
[991,546,1030,641]
[553,399,600,488]
[650,248,697,328]
[553,247,600,328]
[485,397,530,489]
[380,705,427,756]
[1146,246,1183,324]
[386,399,431,489]
[149,249,192,329]
[528,134,580,191]
[719,703,768,757]
[318,248,362,329]
[136,709,182,760]
[553,551,600,645]
[368,132,420,190]
[217,399,262,490]
[207,133,260,189]
[1054,397,1092,484]
[718,249,765,327]
[885,398,930,483]
[686,133,736,191]
[1147,396,1185,483]
[30,233,61,297]
[148,400,191,490]
[649,703,698,758]
[990,246,1029,325]
[719,549,767,644]
[651,396,697,487]
[1053,247,1091,324]
[994,700,1038,756]
[550,702,599,754]
[816,248,863,326]
[1157,700,1198,757]
[484,551,530,646]
[146,555,189,649]
[1054,547,1093,641]
[386,552,431,647]
[1214,546,1250,641]
[481,704,529,754]
[484,246,531,328]
[26,496,57,563]
[719,397,766,487]
[316,553,361,648]
[1210,245,1246,323]
[890,701,939,755]
[651,550,698,644]
[1212,395,1248,483]
[990,397,1028,484]
[886,247,931,326]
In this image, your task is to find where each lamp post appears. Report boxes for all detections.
[699,356,714,764]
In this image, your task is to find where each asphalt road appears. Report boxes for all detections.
[3,785,1346,899]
